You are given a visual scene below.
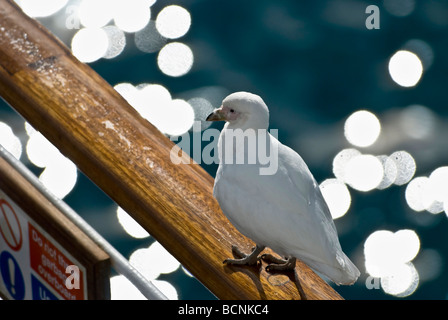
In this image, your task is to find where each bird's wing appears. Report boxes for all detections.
[265,137,344,261]
[270,138,360,284]
[277,141,337,232]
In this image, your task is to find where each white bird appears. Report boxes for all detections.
[206,92,360,287]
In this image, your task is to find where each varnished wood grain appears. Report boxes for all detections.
[0,0,343,300]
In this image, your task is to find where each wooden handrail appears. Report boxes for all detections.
[0,0,342,300]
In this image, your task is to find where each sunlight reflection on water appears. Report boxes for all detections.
[364,229,420,297]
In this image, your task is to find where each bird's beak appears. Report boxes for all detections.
[206,107,226,121]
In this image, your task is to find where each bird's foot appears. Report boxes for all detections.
[261,254,296,272]
[223,245,265,266]
[262,254,307,300]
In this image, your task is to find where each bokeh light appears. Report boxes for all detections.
[129,241,180,280]
[381,262,419,297]
[406,167,448,215]
[25,123,77,199]
[161,99,195,136]
[110,275,146,300]
[79,0,113,28]
[364,229,420,275]
[150,280,178,300]
[402,39,434,71]
[405,177,433,212]
[364,229,420,297]
[389,150,416,186]
[157,42,194,77]
[15,0,68,18]
[39,156,78,199]
[117,206,150,239]
[428,167,448,204]
[344,154,384,192]
[332,148,361,182]
[71,27,109,63]
[188,97,215,131]
[114,82,195,136]
[376,155,398,190]
[383,0,415,17]
[110,275,178,300]
[135,20,167,53]
[388,50,423,87]
[337,150,416,191]
[319,178,351,219]
[400,105,435,140]
[344,110,381,147]
[0,122,22,160]
[156,5,191,39]
[102,25,126,59]
[113,0,151,33]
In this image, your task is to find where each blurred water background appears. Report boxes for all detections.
[1,0,448,299]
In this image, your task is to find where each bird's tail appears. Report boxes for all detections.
[305,252,360,285]
[332,252,360,285]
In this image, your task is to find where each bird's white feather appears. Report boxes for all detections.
[213,92,360,285]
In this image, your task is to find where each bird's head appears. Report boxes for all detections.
[206,92,269,130]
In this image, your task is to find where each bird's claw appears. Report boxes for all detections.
[262,255,306,300]
[223,245,265,266]
[231,245,250,259]
[261,253,287,265]
[262,254,296,273]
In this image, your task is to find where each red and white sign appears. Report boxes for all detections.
[0,199,23,251]
[29,223,85,300]
[0,191,87,300]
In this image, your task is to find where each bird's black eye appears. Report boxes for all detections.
[230,109,235,113]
